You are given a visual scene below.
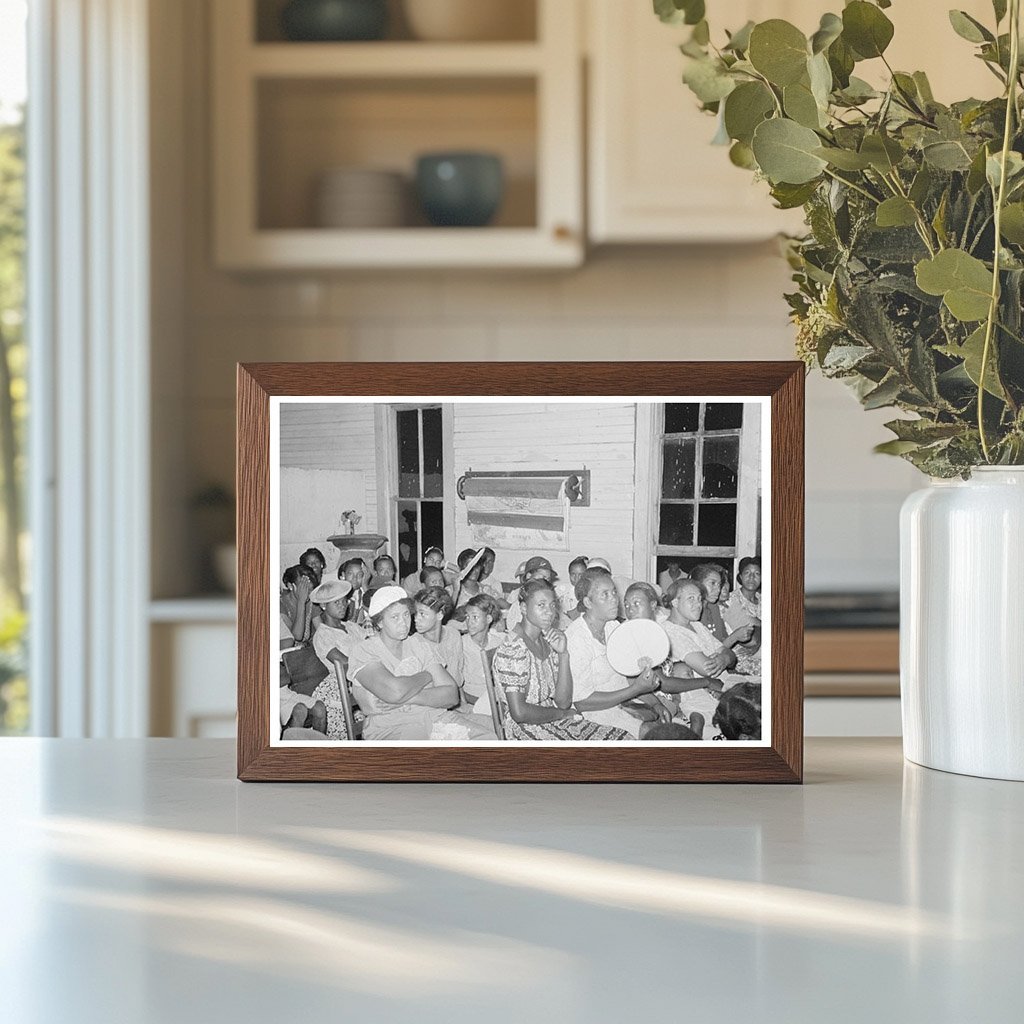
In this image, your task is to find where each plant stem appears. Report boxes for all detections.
[822,167,880,204]
[978,0,1021,462]
[884,170,939,255]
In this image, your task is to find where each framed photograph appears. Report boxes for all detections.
[237,362,803,782]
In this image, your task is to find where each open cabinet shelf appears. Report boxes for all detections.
[212,0,583,269]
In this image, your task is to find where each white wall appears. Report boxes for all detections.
[452,402,636,584]
[157,0,918,598]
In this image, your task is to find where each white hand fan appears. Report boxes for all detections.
[606,619,670,677]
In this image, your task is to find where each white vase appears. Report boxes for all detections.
[900,467,1024,780]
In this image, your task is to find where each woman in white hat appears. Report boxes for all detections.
[346,586,496,740]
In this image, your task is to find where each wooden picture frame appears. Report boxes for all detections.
[238,362,804,782]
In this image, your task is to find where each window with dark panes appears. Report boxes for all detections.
[394,406,444,580]
[657,403,744,564]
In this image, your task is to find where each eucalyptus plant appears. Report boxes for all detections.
[657,0,1024,476]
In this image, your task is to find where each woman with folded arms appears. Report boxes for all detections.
[346,586,495,741]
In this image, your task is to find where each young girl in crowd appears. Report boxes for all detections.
[491,579,628,741]
[555,555,589,621]
[475,548,508,606]
[311,578,369,666]
[566,568,667,738]
[296,577,367,740]
[622,581,697,730]
[401,546,448,596]
[345,586,495,740]
[368,554,397,591]
[299,548,326,586]
[280,564,318,646]
[461,594,505,711]
[660,579,737,738]
[689,563,757,673]
[450,547,486,609]
[413,585,465,687]
[723,557,762,669]
[505,556,558,631]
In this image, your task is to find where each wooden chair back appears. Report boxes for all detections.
[329,653,359,741]
[480,646,506,741]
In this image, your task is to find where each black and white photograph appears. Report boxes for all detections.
[271,396,769,746]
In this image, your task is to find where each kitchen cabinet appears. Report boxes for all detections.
[211,0,583,269]
[586,0,998,244]
[587,0,810,243]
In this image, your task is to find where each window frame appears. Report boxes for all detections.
[383,403,454,580]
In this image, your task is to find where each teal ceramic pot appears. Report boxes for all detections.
[281,0,388,41]
[415,152,505,227]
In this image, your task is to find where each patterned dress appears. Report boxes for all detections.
[491,632,629,741]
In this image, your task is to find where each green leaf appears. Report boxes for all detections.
[748,20,809,87]
[751,118,828,184]
[729,140,757,169]
[941,325,1006,398]
[691,19,710,45]
[827,36,856,89]
[986,150,1024,191]
[884,418,963,443]
[876,197,918,228]
[810,12,843,54]
[653,0,705,26]
[948,10,994,44]
[682,57,736,104]
[842,1,895,59]
[862,374,903,409]
[922,140,973,171]
[932,190,950,247]
[813,146,872,170]
[723,81,776,144]
[909,164,933,205]
[808,51,833,110]
[860,133,904,173]
[724,20,755,53]
[915,249,994,322]
[837,76,879,104]
[1000,203,1024,245]
[874,439,922,455]
[784,80,824,129]
[770,180,820,209]
[967,144,991,194]
[912,71,935,104]
[993,0,1008,24]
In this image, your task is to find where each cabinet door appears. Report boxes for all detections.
[588,0,1000,245]
[587,0,806,242]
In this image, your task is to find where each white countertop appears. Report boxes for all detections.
[1,738,1019,1023]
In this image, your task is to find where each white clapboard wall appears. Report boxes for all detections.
[279,467,367,578]
[452,403,637,586]
[278,402,378,533]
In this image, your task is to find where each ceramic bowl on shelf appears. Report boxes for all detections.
[315,167,408,228]
[403,0,535,42]
[281,0,388,42]
[414,152,504,227]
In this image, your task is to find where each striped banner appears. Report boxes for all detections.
[465,485,570,550]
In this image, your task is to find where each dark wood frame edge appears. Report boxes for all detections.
[237,361,804,783]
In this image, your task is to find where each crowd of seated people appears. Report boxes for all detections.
[277,545,763,743]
